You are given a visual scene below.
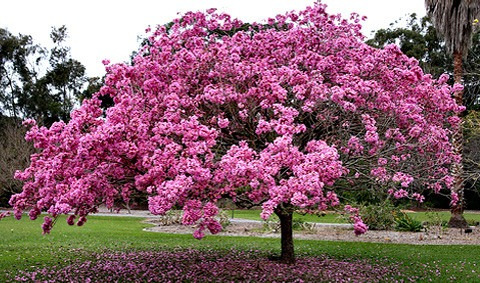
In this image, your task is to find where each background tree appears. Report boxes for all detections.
[0,29,43,119]
[9,4,462,264]
[425,0,480,228]
[79,76,114,111]
[0,26,92,208]
[43,26,87,122]
[0,26,88,125]
[0,116,34,206]
[464,111,480,195]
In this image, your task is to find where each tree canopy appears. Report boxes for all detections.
[8,4,463,262]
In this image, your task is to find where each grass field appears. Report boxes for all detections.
[229,209,480,224]
[1,214,480,282]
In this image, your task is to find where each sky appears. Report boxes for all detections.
[0,0,426,78]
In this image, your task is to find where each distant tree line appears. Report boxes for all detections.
[0,26,102,125]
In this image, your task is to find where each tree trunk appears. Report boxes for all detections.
[274,208,295,264]
[5,73,18,119]
[449,51,468,228]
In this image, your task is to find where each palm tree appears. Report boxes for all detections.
[425,0,480,228]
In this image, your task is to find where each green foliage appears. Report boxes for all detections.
[464,110,480,192]
[292,218,315,232]
[466,218,479,227]
[43,25,87,122]
[336,186,387,206]
[0,26,89,125]
[358,201,400,231]
[262,217,280,233]
[394,212,424,232]
[229,209,345,223]
[0,28,42,119]
[218,209,231,228]
[423,210,448,236]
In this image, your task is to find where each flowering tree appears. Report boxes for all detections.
[9,3,463,263]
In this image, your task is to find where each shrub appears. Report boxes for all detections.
[358,201,400,230]
[423,210,448,236]
[292,218,315,232]
[394,212,423,232]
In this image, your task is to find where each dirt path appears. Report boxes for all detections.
[91,208,480,245]
[144,218,480,245]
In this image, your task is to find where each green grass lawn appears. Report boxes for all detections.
[229,209,480,224]
[229,209,346,223]
[1,214,480,282]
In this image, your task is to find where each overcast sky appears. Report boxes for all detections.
[0,0,426,77]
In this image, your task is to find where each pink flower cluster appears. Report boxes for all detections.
[10,2,461,236]
[344,205,368,236]
[0,211,10,220]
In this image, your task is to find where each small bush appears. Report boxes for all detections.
[359,201,400,230]
[423,211,448,236]
[157,210,183,226]
[218,209,231,228]
[292,218,315,232]
[465,218,479,227]
[394,213,423,232]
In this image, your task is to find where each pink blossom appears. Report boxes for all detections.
[9,3,461,240]
[346,136,364,155]
[447,116,461,127]
[77,216,87,226]
[370,167,389,183]
[217,118,230,128]
[393,189,408,199]
[205,219,222,234]
[344,206,367,235]
[28,207,41,220]
[203,202,219,218]
[450,192,459,207]
[0,211,10,220]
[22,118,36,127]
[353,218,368,236]
[408,126,422,138]
[42,216,53,234]
[443,175,454,188]
[67,215,76,226]
[392,172,414,188]
[377,158,387,166]
[411,193,425,203]
[193,228,205,240]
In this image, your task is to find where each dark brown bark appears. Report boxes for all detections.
[449,51,468,228]
[275,208,295,264]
